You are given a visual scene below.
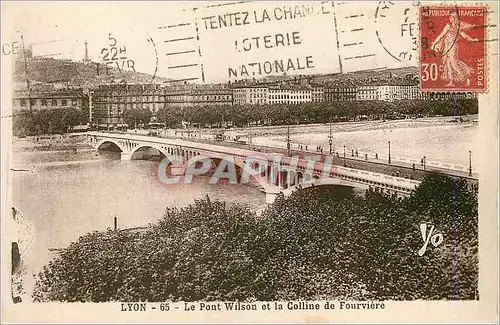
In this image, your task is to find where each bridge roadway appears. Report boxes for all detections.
[151,130,479,182]
[89,131,422,204]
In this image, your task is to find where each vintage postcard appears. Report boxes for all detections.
[1,1,498,324]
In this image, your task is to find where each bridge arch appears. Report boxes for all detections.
[96,139,126,153]
[129,144,169,161]
[281,177,361,198]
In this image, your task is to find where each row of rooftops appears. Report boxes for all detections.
[13,74,421,98]
[93,80,419,91]
[13,88,87,99]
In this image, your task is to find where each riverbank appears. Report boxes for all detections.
[12,133,92,152]
[232,115,478,137]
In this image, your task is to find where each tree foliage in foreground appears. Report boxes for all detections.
[13,108,87,136]
[32,173,478,302]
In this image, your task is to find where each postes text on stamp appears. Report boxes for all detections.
[419,5,487,92]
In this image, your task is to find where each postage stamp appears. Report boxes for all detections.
[419,5,487,92]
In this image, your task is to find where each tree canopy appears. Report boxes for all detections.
[32,173,478,302]
[13,108,87,136]
[156,98,478,128]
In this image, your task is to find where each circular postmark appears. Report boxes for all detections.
[97,28,159,84]
[374,1,421,63]
[146,36,159,85]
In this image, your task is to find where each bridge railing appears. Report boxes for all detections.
[90,132,473,175]
[288,162,419,193]
[328,165,420,192]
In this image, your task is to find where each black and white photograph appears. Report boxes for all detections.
[1,1,498,324]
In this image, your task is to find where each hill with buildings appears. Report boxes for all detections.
[13,57,169,91]
[312,66,419,85]
[231,66,419,88]
[14,55,418,91]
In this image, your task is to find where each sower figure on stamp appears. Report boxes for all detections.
[431,12,479,87]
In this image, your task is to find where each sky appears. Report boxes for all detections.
[2,1,426,83]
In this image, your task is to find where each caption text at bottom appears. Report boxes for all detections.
[121,301,386,312]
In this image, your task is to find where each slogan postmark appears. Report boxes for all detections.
[375,1,421,64]
[193,1,341,83]
[419,5,487,92]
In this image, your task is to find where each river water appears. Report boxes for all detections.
[11,149,266,300]
[10,117,478,300]
[253,118,478,169]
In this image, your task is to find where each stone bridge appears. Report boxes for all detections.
[88,132,421,204]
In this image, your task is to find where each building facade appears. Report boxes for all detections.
[356,85,379,101]
[12,88,88,112]
[233,87,268,105]
[91,83,233,126]
[91,83,165,126]
[374,84,476,101]
[311,88,324,102]
[164,84,233,108]
[89,79,478,126]
[377,85,399,101]
[267,87,312,105]
[324,85,357,102]
[397,85,425,100]
[377,83,427,101]
[232,86,315,105]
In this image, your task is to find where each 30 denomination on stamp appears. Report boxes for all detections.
[419,6,487,91]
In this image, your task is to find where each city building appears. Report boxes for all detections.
[12,88,89,112]
[311,88,324,102]
[377,80,426,101]
[91,83,165,126]
[164,84,233,108]
[377,85,400,101]
[397,84,426,100]
[232,85,315,105]
[324,85,357,102]
[91,83,233,126]
[89,77,478,126]
[356,85,378,100]
[232,87,268,105]
[267,87,312,105]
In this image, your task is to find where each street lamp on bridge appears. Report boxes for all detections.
[286,126,291,157]
[388,141,391,164]
[423,156,426,171]
[343,145,347,167]
[469,150,472,176]
[328,123,333,155]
